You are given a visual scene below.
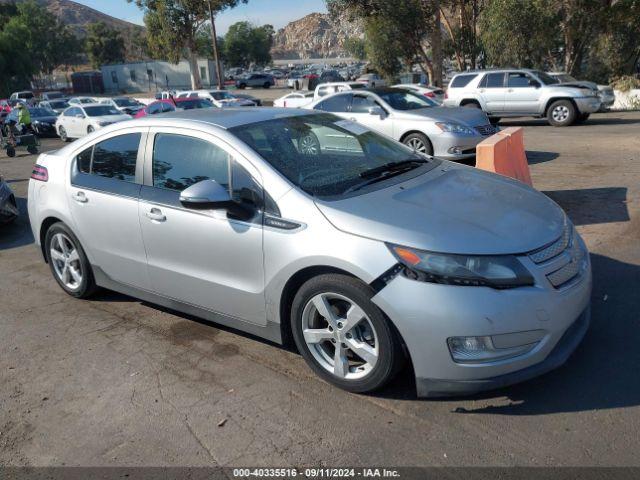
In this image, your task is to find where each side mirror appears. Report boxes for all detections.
[75,113,85,118]
[180,179,232,210]
[368,106,386,118]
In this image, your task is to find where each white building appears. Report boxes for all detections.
[101,59,220,94]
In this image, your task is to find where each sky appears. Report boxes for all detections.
[74,0,328,34]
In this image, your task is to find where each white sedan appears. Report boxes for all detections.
[392,83,446,104]
[273,92,315,108]
[56,104,131,141]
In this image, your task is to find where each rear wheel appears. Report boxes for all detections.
[291,274,405,394]
[263,82,271,89]
[6,146,15,157]
[402,132,434,156]
[238,83,247,89]
[44,222,97,298]
[547,100,577,127]
[27,145,38,154]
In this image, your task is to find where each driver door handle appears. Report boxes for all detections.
[145,207,166,222]
[73,191,88,203]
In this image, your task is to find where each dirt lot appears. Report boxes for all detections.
[1,111,639,467]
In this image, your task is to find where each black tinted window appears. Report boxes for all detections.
[147,102,163,114]
[152,134,230,192]
[76,147,92,174]
[351,95,377,113]
[507,72,531,88]
[484,73,505,88]
[450,74,478,88]
[315,94,352,112]
[91,134,140,182]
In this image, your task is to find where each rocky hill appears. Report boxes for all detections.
[271,12,364,59]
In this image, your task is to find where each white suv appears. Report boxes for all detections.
[445,69,601,126]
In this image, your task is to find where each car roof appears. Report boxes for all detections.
[147,107,314,129]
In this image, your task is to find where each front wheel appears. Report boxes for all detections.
[87,126,95,134]
[547,100,577,127]
[402,132,434,156]
[27,145,38,154]
[44,222,97,298]
[59,126,70,142]
[291,274,405,394]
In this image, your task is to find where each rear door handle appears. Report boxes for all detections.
[73,191,88,203]
[145,207,166,222]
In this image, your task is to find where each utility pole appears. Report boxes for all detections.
[207,0,225,89]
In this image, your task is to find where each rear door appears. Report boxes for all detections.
[477,72,507,113]
[67,129,150,289]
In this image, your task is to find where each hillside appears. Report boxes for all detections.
[271,12,364,59]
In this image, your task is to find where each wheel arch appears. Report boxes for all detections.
[39,216,64,262]
[460,98,482,109]
[544,97,578,116]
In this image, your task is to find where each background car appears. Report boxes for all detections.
[0,174,19,224]
[41,91,65,101]
[134,97,214,118]
[68,97,99,106]
[235,73,275,89]
[56,104,131,141]
[318,70,345,84]
[273,91,315,108]
[3,106,58,137]
[313,82,367,100]
[392,83,446,104]
[356,73,386,88]
[100,97,145,116]
[232,93,262,106]
[547,71,615,110]
[9,91,35,104]
[287,71,304,88]
[0,99,11,119]
[308,87,496,160]
[176,89,255,107]
[39,99,70,115]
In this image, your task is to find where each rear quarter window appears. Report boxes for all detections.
[450,74,478,88]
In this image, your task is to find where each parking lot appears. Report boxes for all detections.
[1,110,639,466]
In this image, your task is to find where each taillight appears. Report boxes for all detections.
[425,92,435,98]
[31,164,48,182]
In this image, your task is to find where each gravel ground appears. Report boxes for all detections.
[0,111,639,467]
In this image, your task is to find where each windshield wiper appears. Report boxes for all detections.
[344,159,427,194]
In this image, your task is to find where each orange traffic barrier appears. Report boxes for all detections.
[475,127,533,187]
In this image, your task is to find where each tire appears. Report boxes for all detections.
[489,117,501,126]
[462,101,481,109]
[297,131,321,155]
[238,83,247,89]
[44,222,97,299]
[291,274,405,394]
[27,145,38,154]
[87,126,94,134]
[6,146,15,157]
[402,132,434,156]
[576,113,590,124]
[263,82,271,89]
[59,126,70,142]
[547,99,577,127]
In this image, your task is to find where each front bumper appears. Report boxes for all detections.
[372,246,592,398]
[574,96,602,114]
[431,132,485,160]
[598,92,615,108]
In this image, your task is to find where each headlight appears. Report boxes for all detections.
[435,122,476,135]
[388,244,534,289]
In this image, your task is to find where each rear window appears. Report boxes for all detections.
[450,74,478,88]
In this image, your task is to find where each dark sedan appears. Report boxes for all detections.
[0,176,18,224]
[3,107,58,137]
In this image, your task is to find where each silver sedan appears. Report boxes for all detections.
[307,87,497,160]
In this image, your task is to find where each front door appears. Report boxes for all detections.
[477,72,507,114]
[138,129,266,326]
[348,94,395,138]
[67,130,150,289]
[504,71,542,113]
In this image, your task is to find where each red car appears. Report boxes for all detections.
[0,100,11,119]
[134,97,214,118]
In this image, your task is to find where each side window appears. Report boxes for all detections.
[65,107,77,117]
[484,73,505,88]
[147,103,162,115]
[507,72,531,88]
[450,74,478,88]
[351,95,377,113]
[161,103,176,113]
[76,146,92,174]
[315,94,352,112]
[152,133,230,192]
[317,86,329,97]
[91,134,141,182]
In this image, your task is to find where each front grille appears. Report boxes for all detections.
[475,124,497,136]
[529,223,571,264]
[546,241,586,288]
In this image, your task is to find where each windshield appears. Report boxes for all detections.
[84,106,120,117]
[377,90,436,110]
[45,92,63,99]
[209,91,234,100]
[176,99,214,110]
[77,98,95,104]
[114,98,139,107]
[229,113,435,198]
[30,108,55,117]
[533,71,559,85]
[49,100,69,109]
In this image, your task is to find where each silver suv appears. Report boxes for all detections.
[445,69,601,127]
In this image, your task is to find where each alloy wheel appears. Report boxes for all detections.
[299,134,320,155]
[552,105,570,123]
[50,233,83,291]
[301,292,379,380]
[406,137,427,153]
[59,127,67,141]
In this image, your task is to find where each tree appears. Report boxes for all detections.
[130,0,247,90]
[363,17,402,79]
[223,21,273,68]
[440,0,487,70]
[85,22,126,69]
[343,37,366,60]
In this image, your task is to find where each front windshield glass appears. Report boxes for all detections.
[45,92,63,99]
[533,71,559,85]
[30,108,54,117]
[230,113,435,198]
[114,98,139,107]
[556,74,577,83]
[377,90,436,110]
[49,100,69,109]
[84,106,120,117]
[177,99,213,110]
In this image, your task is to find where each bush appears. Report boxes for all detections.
[610,75,640,92]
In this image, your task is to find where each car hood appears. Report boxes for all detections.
[395,106,489,127]
[557,80,598,91]
[33,116,57,123]
[315,166,565,255]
